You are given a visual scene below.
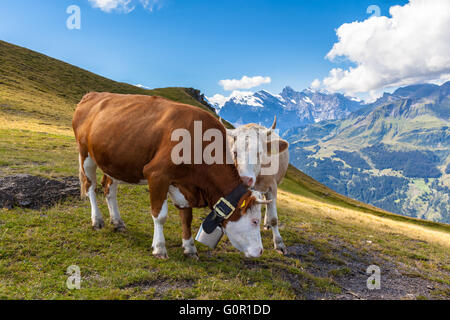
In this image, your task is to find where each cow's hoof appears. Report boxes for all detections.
[92,220,105,230]
[153,246,168,259]
[154,252,169,259]
[184,252,199,260]
[111,220,127,232]
[275,242,288,255]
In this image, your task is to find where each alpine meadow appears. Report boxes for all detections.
[0,40,449,300]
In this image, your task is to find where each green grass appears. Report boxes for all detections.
[1,180,448,299]
[0,40,449,300]
[0,187,323,299]
[0,129,77,177]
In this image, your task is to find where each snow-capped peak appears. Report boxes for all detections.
[207,91,264,109]
[212,85,366,133]
[229,91,263,107]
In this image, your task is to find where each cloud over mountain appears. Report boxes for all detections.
[219,75,271,91]
[318,0,450,96]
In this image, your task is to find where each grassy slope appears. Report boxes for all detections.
[0,41,211,127]
[0,41,449,299]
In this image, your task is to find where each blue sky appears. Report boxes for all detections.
[2,0,447,102]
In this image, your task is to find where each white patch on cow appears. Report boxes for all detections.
[83,154,104,228]
[104,177,125,229]
[223,191,263,258]
[168,185,190,208]
[231,128,261,187]
[264,189,286,253]
[182,236,197,255]
[226,124,289,253]
[152,199,168,257]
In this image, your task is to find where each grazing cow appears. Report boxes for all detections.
[224,117,289,254]
[73,92,270,259]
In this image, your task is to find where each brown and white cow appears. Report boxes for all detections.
[73,92,270,259]
[224,118,289,254]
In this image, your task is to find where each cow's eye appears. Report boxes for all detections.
[251,219,259,227]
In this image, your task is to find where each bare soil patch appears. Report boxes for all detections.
[0,174,80,210]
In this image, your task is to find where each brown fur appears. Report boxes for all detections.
[101,175,113,196]
[73,92,250,227]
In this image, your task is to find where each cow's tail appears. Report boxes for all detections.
[78,154,87,199]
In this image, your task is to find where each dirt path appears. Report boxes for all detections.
[285,239,448,300]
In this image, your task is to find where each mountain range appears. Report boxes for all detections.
[209,87,364,133]
[211,82,450,223]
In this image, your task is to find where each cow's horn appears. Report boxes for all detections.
[267,116,277,133]
[255,198,272,205]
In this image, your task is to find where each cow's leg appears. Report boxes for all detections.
[152,198,169,259]
[102,175,126,232]
[179,208,198,259]
[82,155,105,230]
[264,186,288,255]
[146,171,170,259]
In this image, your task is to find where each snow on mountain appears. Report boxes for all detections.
[208,86,365,133]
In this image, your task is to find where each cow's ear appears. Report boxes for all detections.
[238,195,256,214]
[266,139,289,155]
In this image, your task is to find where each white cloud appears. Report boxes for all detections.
[89,0,162,13]
[89,0,134,13]
[219,75,271,91]
[310,79,321,89]
[428,73,450,86]
[140,0,163,11]
[320,0,450,96]
[207,93,229,108]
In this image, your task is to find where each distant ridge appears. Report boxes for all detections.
[285,81,450,223]
[209,86,364,133]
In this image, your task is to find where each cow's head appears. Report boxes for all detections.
[223,190,270,258]
[225,117,289,187]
